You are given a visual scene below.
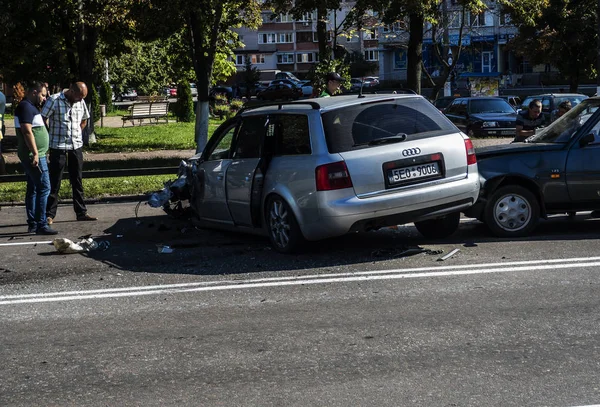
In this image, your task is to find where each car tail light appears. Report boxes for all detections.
[465,139,477,165]
[315,161,353,191]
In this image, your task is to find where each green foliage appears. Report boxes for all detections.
[242,57,262,97]
[100,81,114,113]
[309,59,351,95]
[500,0,594,89]
[230,99,244,112]
[213,104,231,119]
[90,85,101,124]
[174,83,195,122]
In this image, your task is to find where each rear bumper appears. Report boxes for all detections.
[300,171,480,240]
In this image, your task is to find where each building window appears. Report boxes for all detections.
[278,13,293,23]
[277,53,295,64]
[296,32,312,42]
[235,55,244,65]
[251,54,265,64]
[278,33,294,43]
[499,14,512,26]
[258,33,277,44]
[262,13,276,23]
[449,11,462,28]
[364,50,379,61]
[312,32,332,42]
[296,53,314,63]
[345,34,359,43]
[469,11,486,27]
[298,11,316,22]
[364,29,378,40]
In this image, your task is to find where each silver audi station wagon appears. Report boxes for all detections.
[187,95,480,253]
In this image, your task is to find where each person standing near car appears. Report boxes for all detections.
[14,82,58,235]
[514,99,545,142]
[319,72,343,97]
[41,81,97,225]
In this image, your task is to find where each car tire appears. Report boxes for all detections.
[265,195,305,254]
[414,212,461,239]
[484,185,540,237]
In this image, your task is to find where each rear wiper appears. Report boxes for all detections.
[354,134,408,147]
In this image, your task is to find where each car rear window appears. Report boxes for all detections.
[321,98,456,153]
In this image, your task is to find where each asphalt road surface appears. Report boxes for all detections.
[1,203,600,406]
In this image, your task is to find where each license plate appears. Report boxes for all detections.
[500,130,514,135]
[387,162,440,184]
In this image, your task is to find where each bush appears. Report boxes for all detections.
[99,81,114,113]
[230,99,244,112]
[213,104,230,119]
[90,85,101,124]
[174,83,194,122]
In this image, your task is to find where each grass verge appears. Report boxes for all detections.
[90,118,223,153]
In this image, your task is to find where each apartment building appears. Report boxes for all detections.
[378,1,520,81]
[232,1,379,79]
[233,0,521,83]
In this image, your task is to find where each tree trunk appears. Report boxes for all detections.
[407,13,424,94]
[317,5,329,60]
[189,6,223,154]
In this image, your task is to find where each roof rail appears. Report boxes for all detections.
[236,100,321,115]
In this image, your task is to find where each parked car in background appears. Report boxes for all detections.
[349,78,363,92]
[169,87,177,97]
[113,87,138,102]
[257,83,302,101]
[444,97,517,138]
[184,94,479,252]
[275,71,301,82]
[465,97,600,237]
[432,96,457,113]
[498,95,521,109]
[519,93,588,123]
[190,83,198,97]
[270,79,311,97]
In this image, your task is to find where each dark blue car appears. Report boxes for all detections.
[464,97,600,237]
[444,97,517,138]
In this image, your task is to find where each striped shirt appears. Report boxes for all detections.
[41,91,90,150]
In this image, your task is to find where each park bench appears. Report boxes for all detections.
[122,101,170,127]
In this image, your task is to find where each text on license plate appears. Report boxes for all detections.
[387,162,440,184]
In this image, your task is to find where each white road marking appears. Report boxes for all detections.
[1,256,600,306]
[0,241,53,247]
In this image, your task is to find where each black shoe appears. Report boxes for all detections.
[36,226,59,235]
[77,213,98,221]
[27,225,37,234]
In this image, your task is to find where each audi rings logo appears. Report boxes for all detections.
[402,148,421,157]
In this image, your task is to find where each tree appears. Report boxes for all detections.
[499,0,593,92]
[352,0,485,94]
[134,0,262,153]
[242,56,262,98]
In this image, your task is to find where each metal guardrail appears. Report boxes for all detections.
[0,166,178,183]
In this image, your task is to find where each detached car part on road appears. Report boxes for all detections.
[464,97,600,237]
[157,95,480,253]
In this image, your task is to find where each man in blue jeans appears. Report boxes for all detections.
[14,82,58,235]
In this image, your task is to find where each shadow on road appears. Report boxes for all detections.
[79,212,600,277]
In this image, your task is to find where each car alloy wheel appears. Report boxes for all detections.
[484,185,540,237]
[266,196,304,253]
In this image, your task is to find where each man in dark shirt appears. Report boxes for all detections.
[514,99,545,142]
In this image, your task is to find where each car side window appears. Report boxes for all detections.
[207,123,238,161]
[542,98,551,112]
[269,115,311,156]
[446,101,458,114]
[456,100,467,116]
[232,116,267,159]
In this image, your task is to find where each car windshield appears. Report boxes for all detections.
[528,99,600,143]
[322,97,457,153]
[469,99,515,114]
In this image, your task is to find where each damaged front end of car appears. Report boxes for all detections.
[147,155,201,218]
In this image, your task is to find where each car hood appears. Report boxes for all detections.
[476,142,563,159]
[469,112,516,121]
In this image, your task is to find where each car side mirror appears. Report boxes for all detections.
[579,133,595,147]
